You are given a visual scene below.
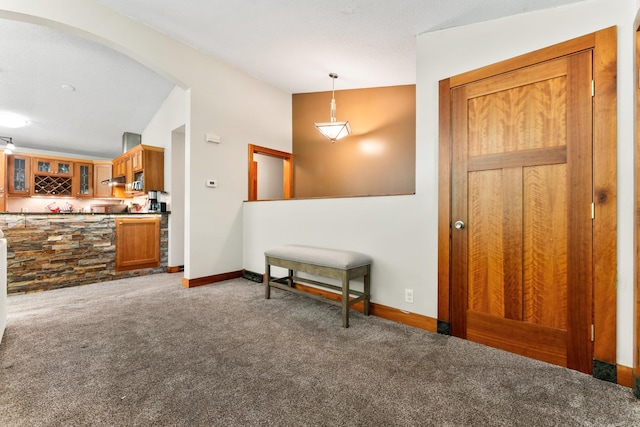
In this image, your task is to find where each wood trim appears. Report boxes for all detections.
[592,26,617,366]
[291,282,437,332]
[247,144,293,201]
[565,50,594,374]
[449,32,595,87]
[438,79,451,324]
[439,27,617,372]
[636,27,640,387]
[449,84,470,339]
[182,270,243,288]
[166,266,182,273]
[618,365,633,388]
[468,146,567,171]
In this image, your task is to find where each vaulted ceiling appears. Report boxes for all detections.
[0,0,585,158]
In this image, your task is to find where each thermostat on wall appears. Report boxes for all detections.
[206,179,218,188]
[206,133,221,144]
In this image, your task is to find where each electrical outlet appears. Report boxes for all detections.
[405,288,414,303]
[206,179,218,188]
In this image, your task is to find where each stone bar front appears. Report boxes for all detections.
[0,213,168,294]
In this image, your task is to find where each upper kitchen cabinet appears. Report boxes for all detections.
[32,156,73,196]
[93,161,113,198]
[112,153,130,180]
[131,145,164,192]
[33,157,73,176]
[113,145,164,198]
[72,162,93,198]
[7,154,31,196]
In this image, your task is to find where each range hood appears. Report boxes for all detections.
[101,176,126,185]
[123,132,141,153]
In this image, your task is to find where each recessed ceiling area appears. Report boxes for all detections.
[0,0,586,158]
[0,19,174,159]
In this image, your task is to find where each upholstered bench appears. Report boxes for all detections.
[264,244,372,328]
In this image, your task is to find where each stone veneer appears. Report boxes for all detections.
[0,213,168,294]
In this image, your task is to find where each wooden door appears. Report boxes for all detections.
[450,52,594,373]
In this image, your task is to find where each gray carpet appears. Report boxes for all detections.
[1,274,639,426]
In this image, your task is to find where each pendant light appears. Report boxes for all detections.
[0,136,15,154]
[314,73,351,142]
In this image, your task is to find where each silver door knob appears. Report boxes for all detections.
[454,220,465,230]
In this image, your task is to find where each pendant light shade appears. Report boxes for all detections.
[0,136,15,154]
[314,73,351,142]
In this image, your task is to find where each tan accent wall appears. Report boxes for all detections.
[292,85,415,198]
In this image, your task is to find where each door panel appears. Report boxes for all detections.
[523,164,568,330]
[451,52,593,373]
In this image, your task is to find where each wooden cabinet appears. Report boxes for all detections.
[7,154,31,195]
[33,158,73,176]
[131,149,143,172]
[115,217,160,272]
[72,162,93,197]
[133,145,164,192]
[93,161,113,198]
[32,156,73,196]
[113,145,164,198]
[112,154,129,179]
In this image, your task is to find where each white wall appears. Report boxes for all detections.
[140,86,188,267]
[169,126,186,267]
[244,0,638,367]
[255,153,284,200]
[0,0,292,281]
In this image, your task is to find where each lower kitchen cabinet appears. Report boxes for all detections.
[115,217,160,272]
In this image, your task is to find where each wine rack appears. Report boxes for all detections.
[33,175,72,196]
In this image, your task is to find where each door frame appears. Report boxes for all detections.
[247,144,293,201]
[438,27,617,379]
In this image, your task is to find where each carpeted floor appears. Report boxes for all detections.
[1,274,639,426]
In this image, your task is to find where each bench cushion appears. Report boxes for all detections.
[265,244,372,270]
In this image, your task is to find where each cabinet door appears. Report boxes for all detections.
[116,217,160,271]
[93,163,113,198]
[132,150,143,172]
[112,156,126,177]
[56,161,72,175]
[8,155,30,195]
[73,163,93,197]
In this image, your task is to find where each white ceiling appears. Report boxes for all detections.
[0,0,585,159]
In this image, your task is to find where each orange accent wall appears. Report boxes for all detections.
[292,85,416,198]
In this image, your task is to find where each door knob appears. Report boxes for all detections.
[454,220,465,230]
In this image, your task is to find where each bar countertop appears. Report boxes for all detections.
[0,211,170,215]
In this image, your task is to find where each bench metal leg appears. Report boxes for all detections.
[265,260,271,299]
[364,266,371,316]
[341,270,349,328]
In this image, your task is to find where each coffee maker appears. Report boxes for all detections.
[148,190,160,212]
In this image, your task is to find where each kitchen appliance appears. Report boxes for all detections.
[148,190,160,212]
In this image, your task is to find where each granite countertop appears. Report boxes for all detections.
[0,211,170,215]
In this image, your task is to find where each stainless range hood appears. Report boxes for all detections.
[101,176,126,185]
[123,132,141,153]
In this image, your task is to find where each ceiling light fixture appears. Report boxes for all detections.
[0,112,28,129]
[314,73,351,143]
[0,136,16,154]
